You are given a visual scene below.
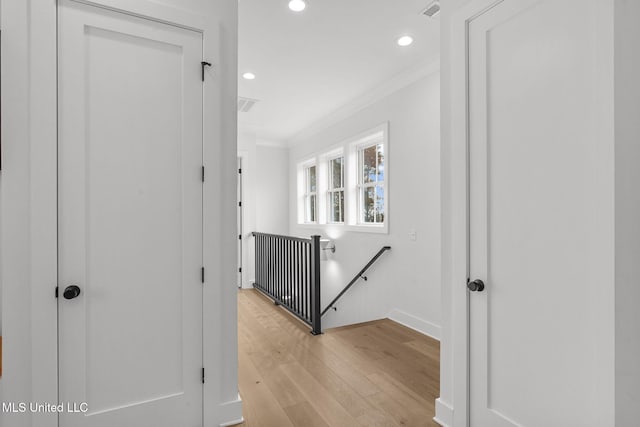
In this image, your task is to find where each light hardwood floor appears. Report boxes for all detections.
[236,289,440,427]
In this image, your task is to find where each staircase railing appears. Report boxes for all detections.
[252,232,322,335]
[321,246,391,316]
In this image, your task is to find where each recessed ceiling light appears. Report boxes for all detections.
[397,36,414,47]
[288,0,306,12]
[242,72,256,80]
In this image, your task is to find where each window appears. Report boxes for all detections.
[327,156,344,223]
[303,164,317,223]
[358,142,385,224]
[296,123,388,233]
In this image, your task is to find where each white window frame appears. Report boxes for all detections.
[346,123,389,233]
[295,123,388,234]
[356,141,385,225]
[327,155,345,224]
[303,163,318,224]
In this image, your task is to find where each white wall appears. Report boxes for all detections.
[238,132,290,288]
[255,145,289,234]
[288,71,441,336]
[238,131,258,289]
[0,1,240,425]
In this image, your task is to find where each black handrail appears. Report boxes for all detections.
[321,246,391,316]
[252,232,322,335]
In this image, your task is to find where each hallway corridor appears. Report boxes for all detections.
[237,289,440,427]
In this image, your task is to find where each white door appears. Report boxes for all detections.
[468,0,604,426]
[58,2,203,426]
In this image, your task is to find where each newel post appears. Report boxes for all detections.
[310,235,322,335]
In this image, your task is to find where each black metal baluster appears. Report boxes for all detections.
[279,237,283,302]
[256,234,260,289]
[291,240,296,316]
[295,242,304,319]
[289,240,293,312]
[274,237,278,299]
[268,238,275,295]
[303,242,308,322]
[307,244,313,321]
[279,237,284,302]
[298,241,302,318]
[254,235,258,288]
[300,241,304,320]
[286,239,291,311]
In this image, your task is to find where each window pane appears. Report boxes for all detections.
[376,144,385,182]
[331,157,343,189]
[309,166,317,192]
[310,194,317,222]
[375,185,384,223]
[362,186,376,223]
[330,190,344,223]
[362,145,377,184]
[330,192,339,222]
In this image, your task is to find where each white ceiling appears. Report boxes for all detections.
[238,0,440,142]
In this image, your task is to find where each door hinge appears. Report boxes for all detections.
[238,168,242,174]
[238,201,242,207]
[202,166,205,182]
[201,267,205,283]
[55,286,59,298]
[201,61,212,81]
[202,367,205,384]
[239,267,242,273]
[238,234,242,240]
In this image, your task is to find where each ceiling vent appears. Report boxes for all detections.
[422,0,440,18]
[237,97,259,113]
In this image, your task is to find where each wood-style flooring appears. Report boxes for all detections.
[236,289,440,427]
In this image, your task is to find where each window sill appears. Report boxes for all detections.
[296,222,388,235]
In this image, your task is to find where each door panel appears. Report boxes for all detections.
[469,0,601,426]
[58,2,203,426]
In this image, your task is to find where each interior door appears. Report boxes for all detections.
[468,0,603,426]
[58,2,203,426]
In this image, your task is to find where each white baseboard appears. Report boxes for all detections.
[220,418,244,427]
[217,393,243,427]
[387,309,441,341]
[434,398,453,427]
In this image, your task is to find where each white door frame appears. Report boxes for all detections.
[237,156,244,288]
[448,1,504,426]
[0,0,241,425]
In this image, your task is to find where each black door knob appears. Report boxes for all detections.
[467,279,485,292]
[63,285,81,300]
